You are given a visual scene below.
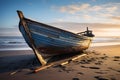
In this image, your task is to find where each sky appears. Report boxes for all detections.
[0,0,120,37]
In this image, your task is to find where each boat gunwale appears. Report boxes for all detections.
[24,18,82,38]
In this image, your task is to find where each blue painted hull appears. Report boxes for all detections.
[19,18,93,57]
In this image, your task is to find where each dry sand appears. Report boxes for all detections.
[0,45,120,80]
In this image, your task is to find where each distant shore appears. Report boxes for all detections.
[0,45,120,80]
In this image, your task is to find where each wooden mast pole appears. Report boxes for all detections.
[17,10,46,66]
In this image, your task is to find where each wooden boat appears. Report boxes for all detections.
[17,10,94,66]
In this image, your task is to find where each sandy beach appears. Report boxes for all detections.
[0,45,120,80]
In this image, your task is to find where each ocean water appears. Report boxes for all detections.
[0,36,31,51]
[0,36,120,51]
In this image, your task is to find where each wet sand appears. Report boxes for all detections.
[0,45,120,80]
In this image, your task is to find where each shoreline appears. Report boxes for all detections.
[0,43,120,51]
[0,45,120,80]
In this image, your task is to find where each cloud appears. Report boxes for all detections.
[54,3,119,15]
[83,15,92,19]
[52,3,120,24]
[90,6,102,11]
[56,3,90,14]
[110,16,120,20]
[106,6,117,13]
[98,13,113,17]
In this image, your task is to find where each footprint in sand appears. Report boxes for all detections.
[113,59,120,61]
[72,78,79,80]
[114,56,120,59]
[80,66,100,69]
[57,65,74,73]
[89,66,100,69]
[113,56,120,61]
[95,61,103,65]
[80,65,88,68]
[94,76,109,80]
[77,72,84,75]
[100,56,108,60]
[95,71,107,74]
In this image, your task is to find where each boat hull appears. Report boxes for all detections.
[19,18,92,58]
